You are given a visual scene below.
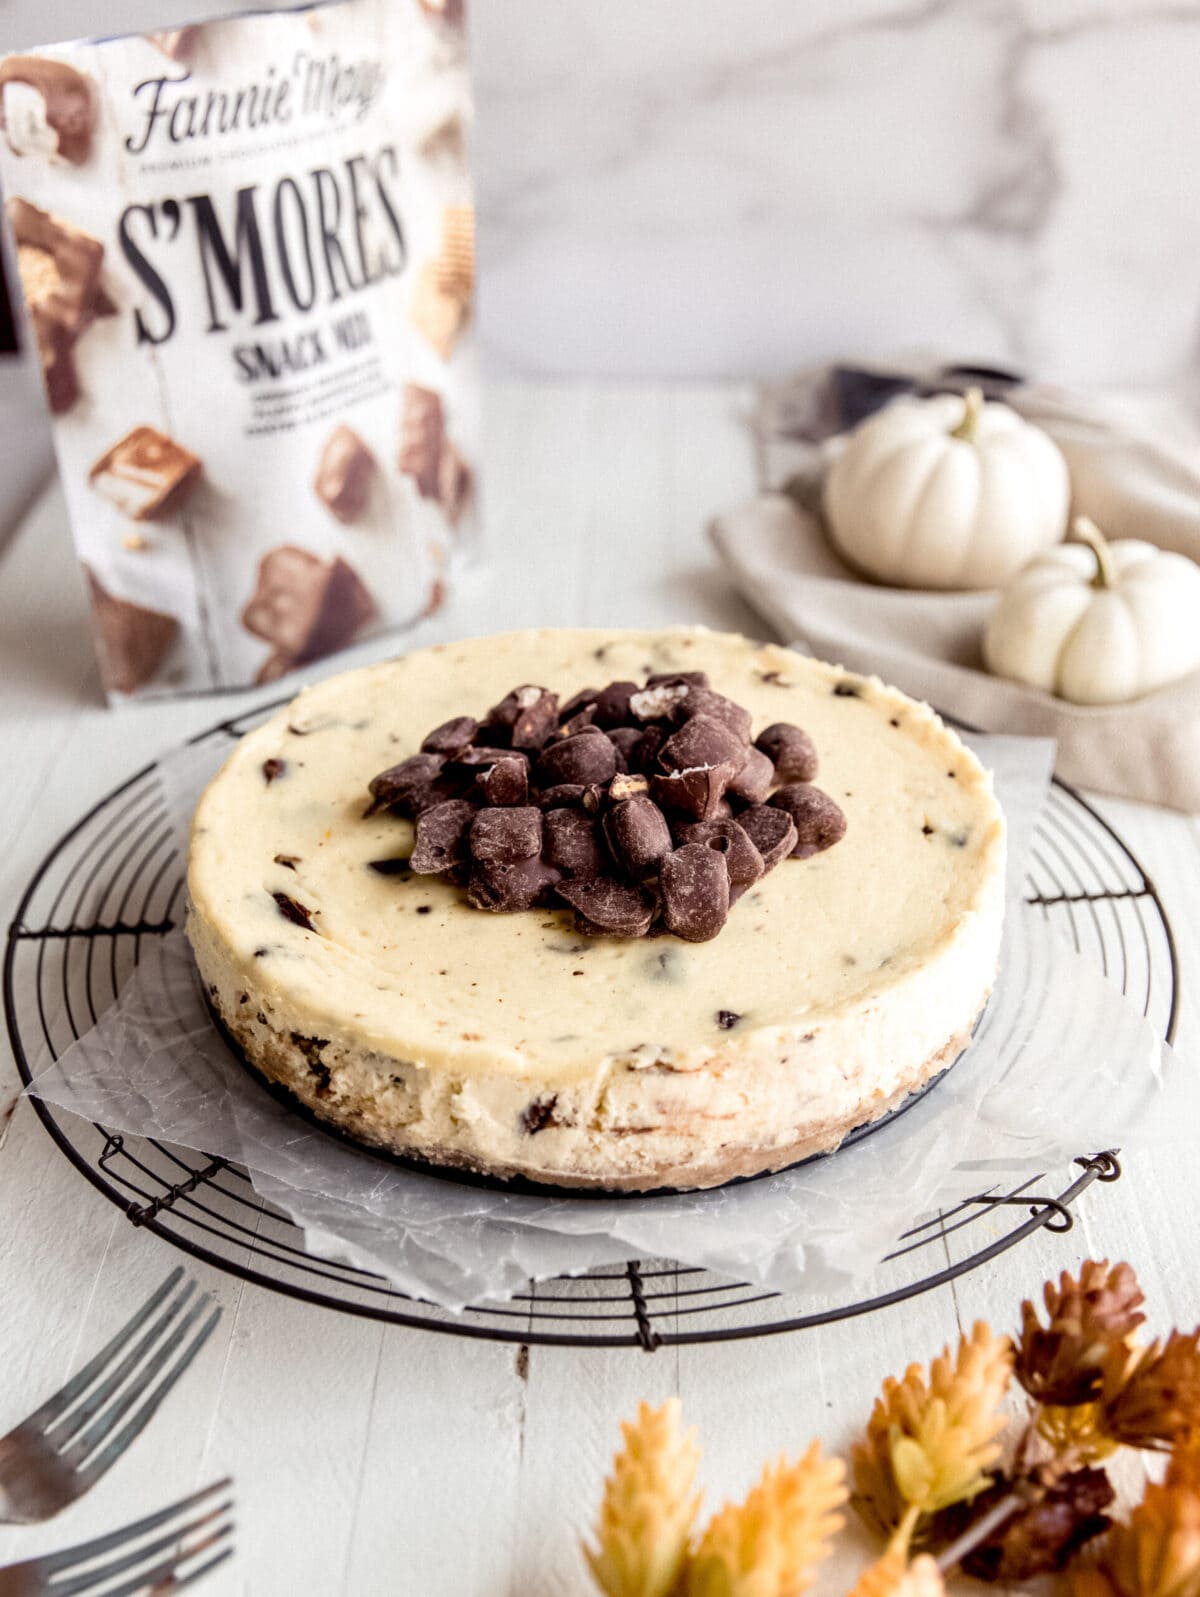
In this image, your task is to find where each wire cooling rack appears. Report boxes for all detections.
[3,698,1180,1349]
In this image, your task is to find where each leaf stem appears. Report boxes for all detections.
[935,1493,1026,1574]
[1071,515,1117,590]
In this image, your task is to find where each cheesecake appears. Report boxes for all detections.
[186,627,1006,1191]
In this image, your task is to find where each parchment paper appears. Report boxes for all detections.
[24,733,1194,1311]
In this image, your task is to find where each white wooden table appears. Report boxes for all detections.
[0,381,1196,1597]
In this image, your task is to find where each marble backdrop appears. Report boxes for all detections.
[470,0,1200,385]
[4,0,1200,385]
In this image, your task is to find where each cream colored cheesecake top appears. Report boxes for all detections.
[187,627,1005,1084]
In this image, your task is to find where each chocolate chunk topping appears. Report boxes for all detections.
[646,669,708,689]
[412,799,476,875]
[421,715,478,756]
[727,746,775,806]
[272,891,317,931]
[737,805,799,872]
[676,818,764,887]
[367,752,446,817]
[755,723,818,783]
[652,715,745,820]
[468,856,561,912]
[607,726,644,768]
[544,807,605,879]
[661,843,730,942]
[470,805,543,864]
[676,686,753,743]
[364,661,846,939]
[477,756,529,807]
[536,729,618,787]
[629,683,689,722]
[605,794,673,878]
[591,680,638,728]
[487,685,558,749]
[608,771,649,802]
[769,784,849,858]
[556,878,656,938]
[538,783,587,810]
[263,757,286,784]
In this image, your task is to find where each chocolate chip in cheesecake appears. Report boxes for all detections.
[536,728,618,787]
[676,818,764,888]
[768,784,848,858]
[544,807,605,879]
[469,805,543,864]
[755,723,818,783]
[716,1010,741,1030]
[273,853,300,870]
[421,715,478,756]
[660,842,730,942]
[368,856,412,876]
[521,1095,560,1134]
[272,891,318,931]
[605,794,673,878]
[556,877,656,938]
[737,805,798,871]
[411,799,476,875]
[263,757,286,784]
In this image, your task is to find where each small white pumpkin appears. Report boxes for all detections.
[824,387,1070,590]
[984,517,1200,705]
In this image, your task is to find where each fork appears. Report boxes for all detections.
[0,1269,222,1524]
[0,1478,234,1596]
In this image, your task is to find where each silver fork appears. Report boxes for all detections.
[0,1269,222,1524]
[0,1478,234,1596]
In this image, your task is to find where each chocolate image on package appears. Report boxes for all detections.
[314,425,377,523]
[85,568,177,695]
[242,546,375,684]
[410,204,474,358]
[89,427,201,522]
[399,383,473,520]
[0,56,94,164]
[7,198,109,413]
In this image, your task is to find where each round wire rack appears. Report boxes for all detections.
[4,699,1179,1349]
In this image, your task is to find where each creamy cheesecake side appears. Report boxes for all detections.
[186,627,1006,1190]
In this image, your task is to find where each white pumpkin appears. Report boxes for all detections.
[824,387,1070,590]
[984,517,1200,705]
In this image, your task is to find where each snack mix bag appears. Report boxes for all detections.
[0,0,477,698]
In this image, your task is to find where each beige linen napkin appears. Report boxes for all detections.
[711,491,1200,812]
[712,359,1200,812]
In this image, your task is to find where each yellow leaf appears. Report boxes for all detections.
[584,1399,702,1597]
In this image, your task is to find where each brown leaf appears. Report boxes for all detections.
[1103,1330,1200,1451]
[960,1468,1115,1582]
[1015,1260,1145,1407]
